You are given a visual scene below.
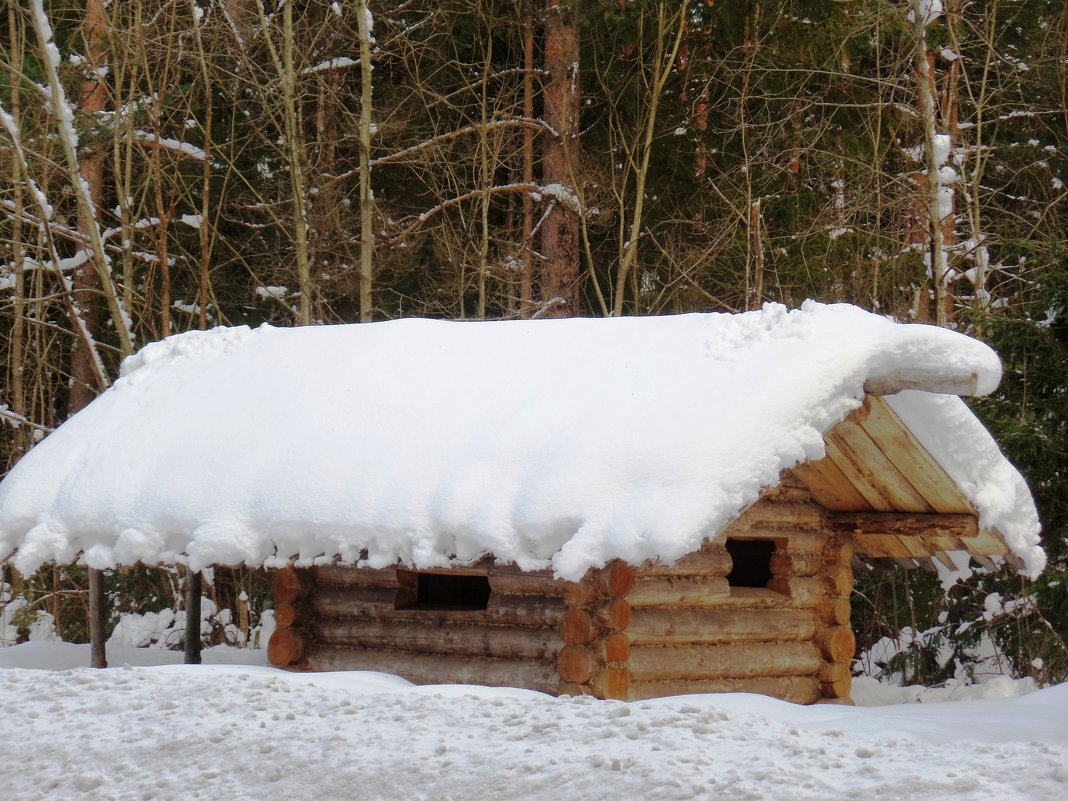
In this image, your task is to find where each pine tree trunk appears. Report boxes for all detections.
[539,0,580,317]
[78,0,111,669]
[520,9,535,316]
[357,0,375,322]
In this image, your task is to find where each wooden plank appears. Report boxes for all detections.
[790,459,873,511]
[861,398,973,513]
[854,533,929,558]
[828,419,934,512]
[966,528,1012,556]
[823,436,898,512]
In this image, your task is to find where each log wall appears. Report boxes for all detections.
[269,562,572,695]
[605,475,856,704]
[268,477,857,704]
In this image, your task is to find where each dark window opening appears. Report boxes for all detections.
[397,572,491,611]
[725,539,775,588]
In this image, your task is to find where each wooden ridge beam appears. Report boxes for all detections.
[827,512,978,539]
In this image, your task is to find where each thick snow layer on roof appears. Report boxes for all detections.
[0,301,1043,579]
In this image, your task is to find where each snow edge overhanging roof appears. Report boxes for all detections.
[0,301,1045,581]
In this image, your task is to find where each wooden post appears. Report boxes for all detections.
[185,569,202,665]
[88,567,107,669]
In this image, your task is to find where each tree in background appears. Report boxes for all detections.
[0,0,1065,683]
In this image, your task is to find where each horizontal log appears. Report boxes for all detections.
[488,571,585,601]
[628,607,818,645]
[310,586,565,628]
[603,632,630,663]
[825,564,854,597]
[311,565,410,589]
[310,586,398,617]
[311,618,564,661]
[311,564,588,602]
[822,537,855,564]
[821,675,853,699]
[268,628,306,667]
[639,549,732,577]
[863,367,980,397]
[560,609,594,645]
[769,552,825,578]
[760,482,816,504]
[627,676,821,704]
[765,577,828,605]
[728,500,827,531]
[301,647,559,694]
[828,512,978,539]
[273,567,315,603]
[600,561,635,598]
[816,626,856,663]
[816,597,852,626]
[593,598,631,631]
[628,641,821,683]
[819,662,852,683]
[556,645,594,684]
[274,600,312,629]
[627,576,730,607]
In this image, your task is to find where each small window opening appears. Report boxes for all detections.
[398,572,491,611]
[725,539,775,588]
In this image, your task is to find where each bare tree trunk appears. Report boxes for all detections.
[191,3,214,330]
[29,0,133,359]
[610,3,687,316]
[477,14,494,319]
[911,0,951,326]
[70,0,110,411]
[540,0,580,317]
[76,0,112,669]
[356,0,375,322]
[749,199,763,309]
[520,8,535,316]
[7,2,29,454]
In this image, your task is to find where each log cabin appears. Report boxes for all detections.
[0,302,1043,705]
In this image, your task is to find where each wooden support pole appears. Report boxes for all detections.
[185,569,202,665]
[88,567,107,669]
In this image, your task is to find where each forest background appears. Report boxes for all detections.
[0,0,1065,687]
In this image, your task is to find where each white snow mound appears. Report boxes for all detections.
[0,302,1043,579]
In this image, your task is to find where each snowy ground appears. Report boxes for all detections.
[1,644,1066,801]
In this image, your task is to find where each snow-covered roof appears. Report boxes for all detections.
[0,302,1044,580]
